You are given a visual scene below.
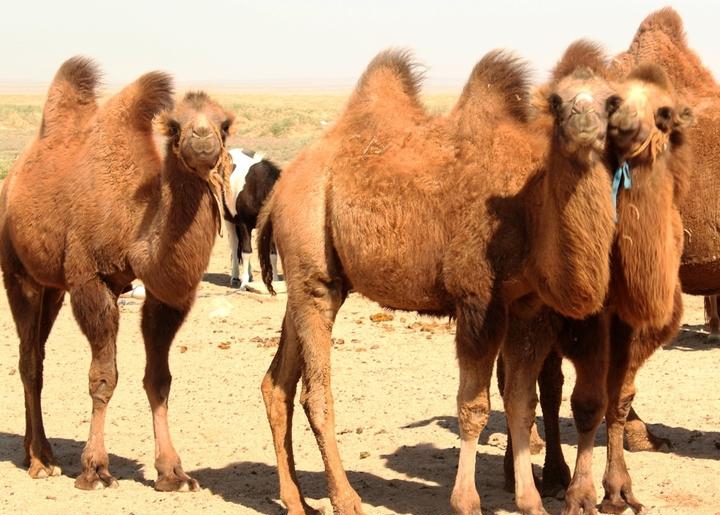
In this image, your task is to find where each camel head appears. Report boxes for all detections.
[607,64,692,164]
[546,67,616,164]
[157,91,236,179]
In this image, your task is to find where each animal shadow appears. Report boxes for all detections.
[672,323,719,350]
[0,432,149,486]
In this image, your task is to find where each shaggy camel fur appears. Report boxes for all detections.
[0,57,235,491]
[605,5,720,451]
[257,46,620,515]
[523,9,718,502]
[500,54,692,515]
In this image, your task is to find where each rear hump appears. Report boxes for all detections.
[551,40,608,82]
[127,71,174,131]
[454,50,531,124]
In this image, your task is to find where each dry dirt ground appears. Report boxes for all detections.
[0,235,718,515]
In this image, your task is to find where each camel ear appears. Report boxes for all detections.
[154,111,180,140]
[605,94,622,115]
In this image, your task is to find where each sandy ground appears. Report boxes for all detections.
[0,235,718,515]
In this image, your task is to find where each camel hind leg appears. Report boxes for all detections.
[288,276,358,515]
[705,295,720,342]
[69,278,120,489]
[2,253,64,479]
[261,313,320,515]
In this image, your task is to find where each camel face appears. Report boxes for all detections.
[608,65,691,161]
[159,92,235,177]
[549,69,615,161]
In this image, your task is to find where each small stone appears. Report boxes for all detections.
[218,342,231,350]
[370,312,394,322]
[359,451,370,459]
[356,427,364,434]
[178,346,188,353]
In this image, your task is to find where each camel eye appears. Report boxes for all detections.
[220,120,231,138]
[166,119,181,139]
[656,106,673,121]
[605,95,622,114]
[548,94,562,116]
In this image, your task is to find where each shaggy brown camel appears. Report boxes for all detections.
[519,10,718,502]
[501,57,692,515]
[257,46,620,515]
[0,57,235,491]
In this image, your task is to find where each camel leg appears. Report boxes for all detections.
[291,279,360,515]
[450,304,505,515]
[623,406,670,452]
[560,314,609,515]
[227,221,240,284]
[270,244,280,282]
[501,315,556,515]
[261,314,320,515]
[140,291,198,492]
[70,279,121,489]
[498,348,543,495]
[2,257,64,479]
[600,337,644,514]
[705,295,720,342]
[538,350,570,498]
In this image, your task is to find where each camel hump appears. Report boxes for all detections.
[638,7,686,46]
[345,48,424,113]
[455,50,531,123]
[552,40,607,81]
[126,71,174,131]
[41,56,101,137]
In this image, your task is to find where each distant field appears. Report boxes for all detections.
[0,92,456,180]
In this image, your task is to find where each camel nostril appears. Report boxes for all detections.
[192,126,212,139]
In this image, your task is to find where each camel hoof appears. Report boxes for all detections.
[230,277,240,287]
[74,471,119,490]
[155,474,200,492]
[28,460,62,479]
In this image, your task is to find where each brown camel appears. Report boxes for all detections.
[518,10,718,503]
[256,46,620,515]
[500,53,692,515]
[0,57,235,491]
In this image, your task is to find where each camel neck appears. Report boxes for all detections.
[132,152,218,308]
[524,146,616,319]
[611,156,680,327]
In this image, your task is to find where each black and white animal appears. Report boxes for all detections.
[224,148,281,288]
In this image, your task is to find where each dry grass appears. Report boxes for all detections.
[0,92,456,179]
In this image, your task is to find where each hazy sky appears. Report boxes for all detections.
[2,1,718,90]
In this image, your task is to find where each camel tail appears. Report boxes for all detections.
[257,196,276,296]
[127,71,174,131]
[551,39,607,81]
[41,56,101,137]
[345,48,424,111]
[456,50,531,123]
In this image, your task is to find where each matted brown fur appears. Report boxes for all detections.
[510,32,695,515]
[0,57,235,492]
[257,45,619,515]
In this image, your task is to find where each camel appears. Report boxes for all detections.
[256,45,621,515]
[513,9,719,505]
[500,54,692,515]
[0,57,235,491]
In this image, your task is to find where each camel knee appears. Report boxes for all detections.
[505,388,538,431]
[458,401,490,438]
[299,384,329,431]
[88,371,118,406]
[571,393,606,433]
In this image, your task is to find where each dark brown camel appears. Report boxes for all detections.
[500,54,692,515]
[0,57,235,491]
[256,47,619,515]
